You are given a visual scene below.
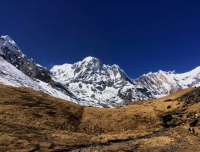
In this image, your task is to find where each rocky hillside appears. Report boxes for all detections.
[1,84,200,151]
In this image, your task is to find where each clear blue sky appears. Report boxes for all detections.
[0,0,200,78]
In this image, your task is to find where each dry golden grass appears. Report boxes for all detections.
[0,84,199,151]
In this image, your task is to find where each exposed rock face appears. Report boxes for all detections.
[0,35,78,102]
[190,120,198,127]
[0,36,51,83]
[177,87,200,105]
[1,35,200,107]
[134,72,178,97]
[51,57,153,107]
[134,69,200,98]
[161,114,174,128]
[0,55,78,103]
[0,35,152,107]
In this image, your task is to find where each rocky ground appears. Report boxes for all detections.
[0,84,200,151]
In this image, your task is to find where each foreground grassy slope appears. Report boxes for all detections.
[0,84,200,151]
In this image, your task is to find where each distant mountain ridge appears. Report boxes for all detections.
[134,67,200,98]
[0,35,200,107]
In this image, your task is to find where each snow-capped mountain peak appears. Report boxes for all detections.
[1,35,200,108]
[134,67,200,98]
[1,35,16,45]
[0,35,21,54]
[0,35,53,82]
[51,57,152,107]
[0,35,79,103]
[82,56,98,62]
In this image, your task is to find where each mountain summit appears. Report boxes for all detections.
[0,35,51,82]
[51,56,152,107]
[0,35,78,103]
[0,35,152,107]
[134,68,200,98]
[0,35,200,107]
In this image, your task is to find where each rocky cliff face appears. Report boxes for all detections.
[0,35,51,83]
[51,57,152,107]
[0,35,78,102]
[0,35,152,107]
[134,68,200,98]
[1,35,200,107]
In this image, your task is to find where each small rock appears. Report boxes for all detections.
[167,105,171,109]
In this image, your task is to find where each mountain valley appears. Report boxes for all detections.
[0,35,200,151]
[0,84,200,151]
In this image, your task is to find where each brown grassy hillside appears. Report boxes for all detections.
[0,84,200,151]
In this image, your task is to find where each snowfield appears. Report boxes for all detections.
[0,56,77,104]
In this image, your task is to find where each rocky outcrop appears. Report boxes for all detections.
[189,120,198,127]
[0,36,51,83]
[160,114,175,128]
[0,35,78,102]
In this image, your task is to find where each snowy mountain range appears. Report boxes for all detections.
[135,68,200,98]
[0,35,200,107]
[50,57,152,107]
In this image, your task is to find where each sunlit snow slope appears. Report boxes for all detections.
[0,36,77,103]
